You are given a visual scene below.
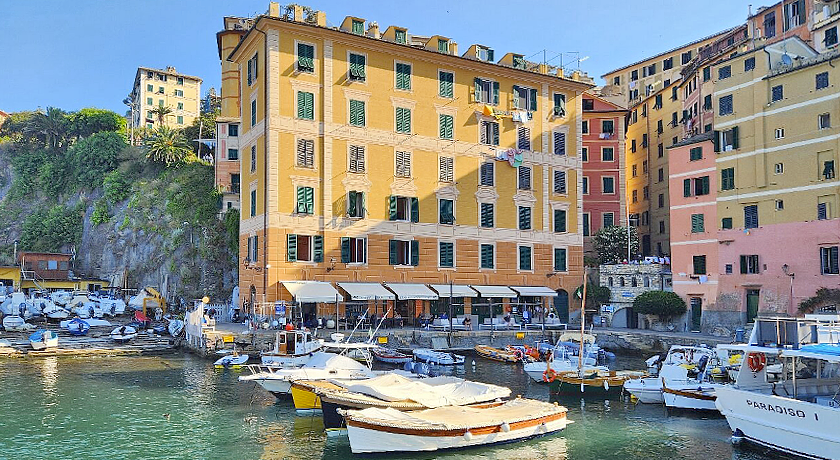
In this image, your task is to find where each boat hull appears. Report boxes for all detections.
[662,386,718,411]
[260,354,313,368]
[624,378,664,404]
[716,386,840,460]
[345,414,570,453]
[291,384,321,410]
[548,379,624,397]
[30,337,58,350]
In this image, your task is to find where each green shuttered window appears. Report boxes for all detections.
[349,53,366,81]
[296,186,314,214]
[297,43,314,72]
[518,206,532,230]
[297,91,314,120]
[396,63,411,90]
[480,244,494,269]
[554,248,567,272]
[519,246,532,271]
[554,209,567,233]
[439,71,454,98]
[439,199,454,224]
[480,203,494,228]
[721,168,735,190]
[439,114,454,139]
[439,242,454,268]
[349,100,365,126]
[396,107,411,133]
[691,214,705,233]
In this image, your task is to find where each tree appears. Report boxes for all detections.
[633,291,687,321]
[24,107,69,151]
[575,283,611,311]
[143,126,192,165]
[68,108,126,138]
[799,287,840,313]
[182,111,217,160]
[69,131,127,188]
[150,105,173,126]
[593,225,640,264]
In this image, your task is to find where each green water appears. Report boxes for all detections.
[0,354,794,460]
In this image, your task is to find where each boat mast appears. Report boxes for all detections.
[579,267,587,374]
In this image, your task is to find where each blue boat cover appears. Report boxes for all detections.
[801,344,840,356]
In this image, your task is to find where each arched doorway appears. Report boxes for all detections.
[554,289,569,323]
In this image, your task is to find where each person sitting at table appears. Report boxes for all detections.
[462,316,472,331]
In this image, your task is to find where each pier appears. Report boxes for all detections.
[0,323,177,358]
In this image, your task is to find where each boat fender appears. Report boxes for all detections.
[580,382,585,393]
[403,361,414,373]
[603,380,609,391]
[747,353,766,373]
[500,422,510,433]
[542,368,557,383]
[463,431,473,441]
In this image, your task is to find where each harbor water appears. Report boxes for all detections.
[0,354,795,460]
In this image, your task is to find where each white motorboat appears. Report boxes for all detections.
[29,330,59,350]
[662,380,721,411]
[2,292,29,317]
[3,315,27,331]
[50,290,73,306]
[59,318,111,328]
[524,343,608,383]
[43,305,70,320]
[110,325,138,343]
[214,353,249,368]
[624,345,718,404]
[715,315,840,459]
[97,297,127,316]
[342,398,571,454]
[412,348,464,366]
[260,329,323,367]
[239,352,376,397]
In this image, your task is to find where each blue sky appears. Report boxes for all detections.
[0,0,756,114]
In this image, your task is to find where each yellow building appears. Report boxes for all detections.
[221,3,591,323]
[130,66,202,129]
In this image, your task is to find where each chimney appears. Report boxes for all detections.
[313,11,326,27]
[367,21,380,39]
[572,70,581,81]
[538,63,548,75]
[450,41,458,55]
[556,68,564,78]
[267,2,280,18]
[292,4,304,22]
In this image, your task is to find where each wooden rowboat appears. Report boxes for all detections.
[474,345,520,363]
[548,369,646,396]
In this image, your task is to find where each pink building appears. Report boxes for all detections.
[667,133,718,331]
[582,93,627,258]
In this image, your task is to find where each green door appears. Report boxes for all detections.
[746,289,760,323]
[690,297,702,331]
[554,290,569,322]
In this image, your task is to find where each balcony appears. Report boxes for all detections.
[815,1,840,27]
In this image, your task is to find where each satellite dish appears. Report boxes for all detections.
[781,54,793,66]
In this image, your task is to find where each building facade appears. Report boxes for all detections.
[599,263,673,329]
[129,66,202,130]
[222,4,591,324]
[813,0,840,53]
[581,92,627,258]
[746,0,814,47]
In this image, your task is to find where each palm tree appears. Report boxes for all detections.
[143,126,191,165]
[24,107,69,151]
[150,105,173,127]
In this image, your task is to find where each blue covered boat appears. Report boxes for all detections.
[29,330,58,350]
[66,318,90,336]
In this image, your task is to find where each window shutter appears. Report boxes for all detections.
[388,196,397,221]
[732,126,739,149]
[297,139,307,166]
[518,166,531,189]
[554,170,567,194]
[512,85,521,109]
[473,78,481,102]
[479,121,488,144]
[683,179,691,197]
[360,192,366,217]
[410,197,419,223]
[306,187,314,213]
[341,237,350,263]
[739,255,747,274]
[287,234,298,262]
[518,206,531,230]
[247,59,252,85]
[529,88,537,111]
[389,240,398,265]
[410,240,419,266]
[553,131,566,155]
[313,235,323,262]
[347,191,357,216]
[492,81,499,105]
[296,187,305,212]
[554,209,567,233]
[555,248,567,271]
[517,127,531,150]
[297,91,305,118]
[492,122,499,146]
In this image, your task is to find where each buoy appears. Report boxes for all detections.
[604,380,610,391]
[501,422,511,432]
[580,382,585,393]
[471,360,476,367]
[463,431,473,441]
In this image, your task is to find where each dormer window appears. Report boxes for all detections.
[512,55,526,70]
[351,19,364,35]
[394,29,407,44]
[438,39,449,53]
[477,46,494,62]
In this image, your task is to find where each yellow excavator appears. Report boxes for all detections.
[137,287,167,318]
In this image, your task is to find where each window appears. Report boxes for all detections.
[389,239,418,266]
[439,199,455,225]
[603,212,615,228]
[250,145,256,172]
[826,26,839,48]
[654,94,662,110]
[691,214,705,233]
[659,221,666,234]
[227,148,239,161]
[601,119,614,135]
[349,53,366,81]
[818,202,829,220]
[823,160,835,180]
[480,203,494,228]
[146,83,153,92]
[517,126,531,150]
[480,244,494,269]
[341,237,366,263]
[658,193,664,208]
[247,53,258,86]
[716,127,739,151]
[722,217,733,229]
[250,190,257,217]
[395,62,411,90]
[474,78,498,104]
[295,186,314,214]
[744,57,756,72]
[176,116,183,125]
[670,112,678,126]
[658,168,664,183]
[519,246,532,271]
[582,99,594,110]
[349,99,365,126]
[764,12,776,38]
[719,95,733,116]
[388,195,419,222]
[643,160,648,174]
[438,39,450,54]
[476,46,494,62]
[518,206,532,230]
[582,147,589,162]
[479,162,494,186]
[744,204,759,229]
[771,85,783,103]
[721,168,735,190]
[296,43,315,73]
[775,163,784,175]
[703,66,711,82]
[663,57,673,70]
[554,248,567,272]
[632,189,638,203]
[518,166,531,190]
[347,191,365,218]
[348,145,365,173]
[553,130,566,155]
[439,157,454,183]
[394,28,407,44]
[631,70,638,81]
[439,242,454,268]
[601,147,614,162]
[690,146,703,161]
[480,120,500,146]
[725,264,733,274]
[247,235,259,261]
[158,86,164,94]
[439,114,454,139]
[658,144,664,158]
[693,255,707,275]
[740,255,760,274]
[395,107,411,133]
[583,214,591,236]
[643,63,656,77]
[602,177,615,194]
[553,93,566,117]
[775,128,785,139]
[554,209,567,233]
[554,170,566,194]
[174,89,184,97]
[643,186,650,200]
[821,247,840,275]
[395,151,411,177]
[819,113,831,130]
[816,72,829,90]
[694,176,710,196]
[582,121,589,134]
[681,50,692,65]
[296,139,314,168]
[718,65,731,80]
[351,19,364,35]
[582,177,589,194]
[783,0,804,31]
[439,71,454,98]
[513,85,537,111]
[613,76,620,85]
[177,102,183,110]
[631,139,637,153]
[297,91,314,119]
[228,124,238,137]
[703,94,712,111]
[632,165,638,178]
[657,119,663,134]
[775,199,784,210]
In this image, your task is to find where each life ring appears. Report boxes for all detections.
[747,352,766,373]
[543,368,557,383]
[513,349,524,361]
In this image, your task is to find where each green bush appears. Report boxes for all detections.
[104,170,130,203]
[20,204,83,252]
[91,199,111,225]
[163,162,220,228]
[70,131,126,188]
[68,108,126,138]
[633,291,687,320]
[223,208,240,253]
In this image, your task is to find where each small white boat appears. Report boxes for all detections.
[239,352,376,397]
[29,330,59,350]
[97,298,127,316]
[214,353,249,368]
[524,344,607,383]
[110,325,137,343]
[624,345,718,404]
[260,330,323,367]
[342,398,571,454]
[60,318,112,328]
[412,348,465,366]
[168,320,184,337]
[64,318,91,336]
[3,315,27,331]
[43,305,70,320]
